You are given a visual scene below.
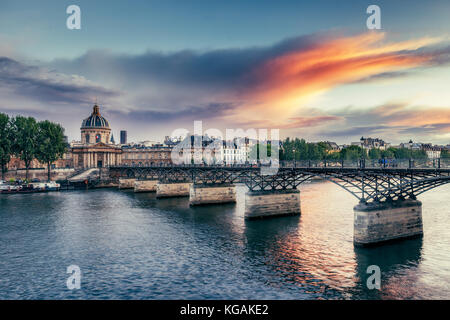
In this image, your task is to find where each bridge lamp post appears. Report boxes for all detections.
[293,149,296,168]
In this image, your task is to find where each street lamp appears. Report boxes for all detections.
[293,148,296,167]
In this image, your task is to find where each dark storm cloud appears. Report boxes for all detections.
[0,57,119,105]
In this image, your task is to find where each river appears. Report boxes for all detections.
[1,182,449,299]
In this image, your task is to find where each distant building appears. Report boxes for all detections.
[71,104,122,168]
[422,144,442,159]
[222,140,247,164]
[322,141,340,152]
[352,137,390,150]
[399,140,422,150]
[121,145,172,166]
[120,130,127,145]
[136,140,160,147]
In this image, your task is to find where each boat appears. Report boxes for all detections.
[29,182,46,191]
[44,181,60,191]
[17,184,42,193]
[1,181,61,194]
[0,184,21,194]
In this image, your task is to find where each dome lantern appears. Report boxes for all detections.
[81,104,110,129]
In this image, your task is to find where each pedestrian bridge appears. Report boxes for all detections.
[108,159,450,246]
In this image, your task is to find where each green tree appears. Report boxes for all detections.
[12,116,38,181]
[391,147,410,159]
[441,150,450,159]
[35,120,67,181]
[368,148,382,159]
[250,142,273,161]
[411,149,427,160]
[317,142,331,160]
[340,145,367,161]
[381,148,395,159]
[0,113,13,180]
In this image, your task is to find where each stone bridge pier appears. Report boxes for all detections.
[245,189,301,219]
[108,165,450,246]
[189,183,236,206]
[156,181,192,198]
[134,179,158,193]
[353,199,423,246]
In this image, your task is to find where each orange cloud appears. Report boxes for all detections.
[233,32,441,125]
[386,107,450,129]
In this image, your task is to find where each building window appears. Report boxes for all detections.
[86,134,90,143]
[96,134,101,143]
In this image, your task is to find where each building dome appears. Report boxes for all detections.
[81,104,110,129]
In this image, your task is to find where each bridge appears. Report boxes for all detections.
[108,159,450,247]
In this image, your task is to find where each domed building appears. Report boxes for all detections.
[80,104,111,144]
[71,104,122,168]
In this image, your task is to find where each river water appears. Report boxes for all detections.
[1,182,449,299]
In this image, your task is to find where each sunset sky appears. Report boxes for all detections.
[1,0,450,144]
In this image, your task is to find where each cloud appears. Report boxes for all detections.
[2,31,450,142]
[48,32,449,129]
[236,33,445,122]
[318,102,450,143]
[0,57,119,106]
[109,102,234,122]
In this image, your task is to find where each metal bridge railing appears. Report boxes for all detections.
[113,158,450,169]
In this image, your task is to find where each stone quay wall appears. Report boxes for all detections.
[118,178,136,189]
[4,168,75,181]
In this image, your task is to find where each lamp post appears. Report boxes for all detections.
[293,148,296,168]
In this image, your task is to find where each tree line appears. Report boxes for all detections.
[279,138,450,161]
[0,113,67,181]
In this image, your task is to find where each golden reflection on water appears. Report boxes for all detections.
[243,181,450,299]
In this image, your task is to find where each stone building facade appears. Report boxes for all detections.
[71,104,122,168]
[121,145,172,166]
[5,104,177,173]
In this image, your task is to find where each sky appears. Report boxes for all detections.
[1,0,450,145]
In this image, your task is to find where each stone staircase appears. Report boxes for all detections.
[68,168,100,182]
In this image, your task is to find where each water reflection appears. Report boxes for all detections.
[353,238,423,299]
[1,182,449,299]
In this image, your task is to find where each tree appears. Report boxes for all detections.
[0,113,13,180]
[411,149,427,160]
[381,148,395,159]
[12,116,38,181]
[391,147,410,159]
[441,150,450,159]
[340,145,367,161]
[250,142,273,161]
[36,120,67,181]
[368,148,382,159]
